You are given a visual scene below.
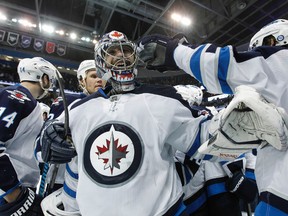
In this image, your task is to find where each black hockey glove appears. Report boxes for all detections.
[40,119,77,164]
[137,33,188,72]
[225,170,258,203]
[0,187,43,216]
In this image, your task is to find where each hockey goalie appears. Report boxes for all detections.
[198,85,288,160]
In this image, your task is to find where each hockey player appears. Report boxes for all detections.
[36,59,108,216]
[48,59,105,120]
[39,30,215,216]
[35,59,106,196]
[77,59,107,96]
[138,19,288,216]
[0,57,56,215]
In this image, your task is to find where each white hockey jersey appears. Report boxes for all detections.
[62,84,210,216]
[0,85,42,198]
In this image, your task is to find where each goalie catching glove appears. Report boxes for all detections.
[137,33,188,72]
[40,119,77,164]
[198,85,288,160]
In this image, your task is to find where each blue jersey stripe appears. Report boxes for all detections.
[185,192,207,214]
[186,118,208,157]
[190,45,206,83]
[63,181,77,198]
[66,164,78,179]
[186,129,201,157]
[218,47,233,94]
[206,182,227,197]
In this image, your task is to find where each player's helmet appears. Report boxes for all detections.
[94,30,138,92]
[174,85,203,106]
[249,19,288,50]
[77,60,96,94]
[77,60,96,81]
[17,57,56,98]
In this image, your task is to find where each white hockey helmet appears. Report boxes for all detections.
[249,19,288,50]
[18,57,56,83]
[94,30,138,92]
[77,60,96,81]
[17,57,56,98]
[174,85,203,106]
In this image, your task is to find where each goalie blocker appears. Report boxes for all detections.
[198,85,288,160]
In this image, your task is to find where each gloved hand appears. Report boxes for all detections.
[137,33,188,72]
[225,170,258,203]
[40,119,77,164]
[222,158,257,202]
[0,187,44,216]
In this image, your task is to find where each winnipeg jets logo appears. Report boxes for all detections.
[84,123,143,185]
[95,126,129,175]
[7,90,31,103]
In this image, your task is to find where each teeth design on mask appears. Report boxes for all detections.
[111,71,134,82]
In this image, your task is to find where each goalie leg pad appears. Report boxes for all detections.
[41,188,81,216]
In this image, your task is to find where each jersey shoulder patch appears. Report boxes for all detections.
[0,85,36,110]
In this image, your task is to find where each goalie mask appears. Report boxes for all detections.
[249,19,288,50]
[94,30,138,93]
[174,85,203,106]
[17,57,56,99]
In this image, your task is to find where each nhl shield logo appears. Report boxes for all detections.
[34,38,44,51]
[21,35,32,48]
[57,44,66,56]
[83,122,143,185]
[7,32,19,46]
[46,41,55,54]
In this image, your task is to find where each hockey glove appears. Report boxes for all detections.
[225,170,258,203]
[137,33,188,72]
[0,187,43,216]
[222,158,246,178]
[41,119,77,164]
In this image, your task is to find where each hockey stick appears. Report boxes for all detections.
[48,69,70,194]
[38,80,58,197]
[245,202,252,216]
[38,162,49,197]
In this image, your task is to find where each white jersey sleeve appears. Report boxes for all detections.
[174,44,288,112]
